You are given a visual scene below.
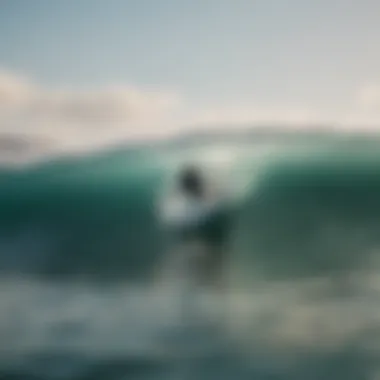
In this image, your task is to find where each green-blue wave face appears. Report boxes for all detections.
[0,134,380,288]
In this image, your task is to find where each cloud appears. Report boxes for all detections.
[356,84,380,111]
[321,84,380,130]
[187,86,380,132]
[186,106,324,129]
[2,69,380,165]
[0,69,182,164]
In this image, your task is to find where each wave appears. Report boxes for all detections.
[229,150,380,285]
[0,135,379,286]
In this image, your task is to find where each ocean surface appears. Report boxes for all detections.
[1,130,380,379]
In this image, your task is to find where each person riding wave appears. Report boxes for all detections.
[159,164,233,289]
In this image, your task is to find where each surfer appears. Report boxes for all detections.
[160,164,232,290]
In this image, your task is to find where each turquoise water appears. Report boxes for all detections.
[2,132,380,379]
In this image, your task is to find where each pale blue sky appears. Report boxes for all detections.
[1,0,380,113]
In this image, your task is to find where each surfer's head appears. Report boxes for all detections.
[178,165,204,198]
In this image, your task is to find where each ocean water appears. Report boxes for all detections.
[2,131,380,379]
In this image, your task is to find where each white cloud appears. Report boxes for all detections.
[356,84,380,111]
[0,71,33,108]
[325,84,380,130]
[2,69,380,165]
[186,106,325,129]
[187,86,380,133]
[0,69,182,164]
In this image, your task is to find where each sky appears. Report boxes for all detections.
[1,0,380,161]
